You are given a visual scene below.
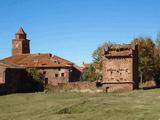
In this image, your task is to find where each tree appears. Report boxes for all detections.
[153,33,160,85]
[132,37,155,83]
[92,42,113,74]
[81,65,102,82]
[21,68,44,92]
[92,41,113,62]
[26,68,44,84]
[82,42,112,82]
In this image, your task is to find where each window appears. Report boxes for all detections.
[61,73,65,77]
[55,74,59,78]
[43,71,46,75]
[58,68,61,71]
[42,63,47,66]
[45,78,48,85]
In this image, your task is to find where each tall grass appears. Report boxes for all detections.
[0,89,160,120]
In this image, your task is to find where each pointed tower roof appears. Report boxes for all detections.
[16,27,26,35]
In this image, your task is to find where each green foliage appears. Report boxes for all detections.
[132,34,160,86]
[132,37,155,83]
[26,68,44,84]
[81,65,102,82]
[21,68,44,92]
[84,42,113,82]
[92,41,113,62]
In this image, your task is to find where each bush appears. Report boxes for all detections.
[81,65,102,82]
[19,68,44,92]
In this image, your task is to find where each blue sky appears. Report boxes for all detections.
[0,0,160,65]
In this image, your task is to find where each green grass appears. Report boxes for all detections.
[0,89,160,120]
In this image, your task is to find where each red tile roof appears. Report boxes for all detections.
[3,53,74,68]
[0,60,20,68]
[82,63,91,68]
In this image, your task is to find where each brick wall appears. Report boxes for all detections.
[0,66,5,84]
[102,82,133,92]
[103,58,133,82]
[39,66,81,86]
[39,68,70,86]
[102,44,139,91]
[0,68,44,94]
[50,82,134,93]
[58,82,97,90]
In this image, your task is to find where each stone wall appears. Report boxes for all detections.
[39,67,70,86]
[39,66,81,86]
[0,68,23,94]
[102,82,133,93]
[4,68,22,93]
[103,57,132,82]
[58,82,97,90]
[0,68,44,94]
[0,66,5,84]
[102,44,139,91]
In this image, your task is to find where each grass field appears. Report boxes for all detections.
[0,89,160,120]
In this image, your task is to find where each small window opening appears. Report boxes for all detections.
[43,71,46,75]
[61,73,65,77]
[55,74,59,78]
[45,78,48,85]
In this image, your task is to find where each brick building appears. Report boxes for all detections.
[0,60,24,94]
[1,27,81,92]
[102,44,139,92]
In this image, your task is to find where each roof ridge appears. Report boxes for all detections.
[16,27,26,35]
[53,55,74,64]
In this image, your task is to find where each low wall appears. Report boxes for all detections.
[47,82,134,93]
[102,82,133,92]
[58,82,97,91]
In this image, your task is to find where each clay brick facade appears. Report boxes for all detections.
[0,64,6,84]
[102,44,139,92]
[12,27,30,56]
[58,82,97,91]
[39,67,70,86]
[0,27,81,93]
[0,61,23,94]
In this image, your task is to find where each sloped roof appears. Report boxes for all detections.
[82,63,91,68]
[0,60,20,68]
[103,44,135,57]
[16,27,26,35]
[3,53,74,68]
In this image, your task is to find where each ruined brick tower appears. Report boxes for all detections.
[102,44,139,92]
[12,27,30,56]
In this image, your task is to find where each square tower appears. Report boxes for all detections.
[102,44,139,92]
[12,27,30,56]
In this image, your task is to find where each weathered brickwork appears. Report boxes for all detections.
[102,82,133,92]
[39,68,70,86]
[0,62,23,94]
[102,44,139,92]
[58,82,97,90]
[0,65,6,84]
[0,27,81,94]
[12,27,30,56]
